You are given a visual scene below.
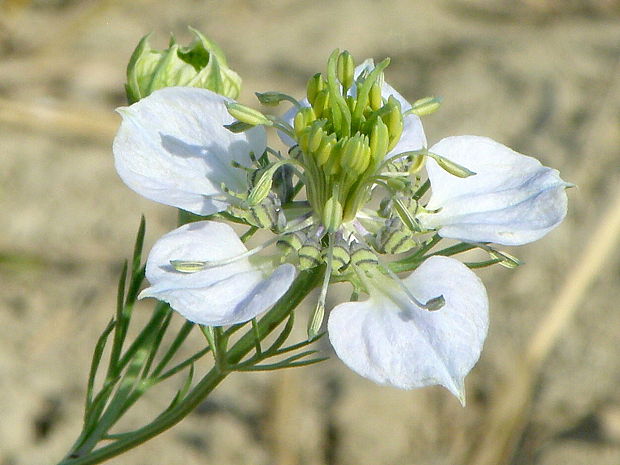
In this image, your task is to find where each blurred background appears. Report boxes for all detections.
[1,0,620,464]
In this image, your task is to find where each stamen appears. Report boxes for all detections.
[170,215,315,273]
[307,232,335,339]
[351,233,444,312]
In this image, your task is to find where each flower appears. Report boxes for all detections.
[113,50,569,403]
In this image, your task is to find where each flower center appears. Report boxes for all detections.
[291,50,404,231]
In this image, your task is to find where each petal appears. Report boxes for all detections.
[420,136,570,245]
[328,256,488,403]
[140,220,295,326]
[113,87,267,215]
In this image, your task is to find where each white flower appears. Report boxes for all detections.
[139,220,296,326]
[328,256,488,404]
[418,136,570,245]
[113,87,266,216]
[113,51,570,404]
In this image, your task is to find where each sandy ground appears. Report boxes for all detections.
[1,1,620,464]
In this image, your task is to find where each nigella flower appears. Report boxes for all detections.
[113,50,569,403]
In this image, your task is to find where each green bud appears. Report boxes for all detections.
[227,103,272,127]
[337,51,355,91]
[322,196,343,233]
[409,96,442,116]
[125,28,242,104]
[427,152,476,178]
[307,73,326,105]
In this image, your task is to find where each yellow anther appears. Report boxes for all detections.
[308,123,325,153]
[226,103,272,127]
[409,96,442,116]
[293,107,316,137]
[312,89,330,118]
[370,82,382,111]
[337,51,355,91]
[306,73,325,106]
[369,118,390,165]
[315,133,336,166]
[382,97,403,152]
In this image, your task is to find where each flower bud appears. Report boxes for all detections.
[125,28,242,103]
[227,103,273,127]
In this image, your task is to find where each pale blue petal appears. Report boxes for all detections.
[328,256,488,403]
[420,136,570,245]
[140,221,295,326]
[114,87,266,215]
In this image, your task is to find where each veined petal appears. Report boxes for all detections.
[420,136,570,245]
[139,220,295,326]
[113,87,267,215]
[328,256,488,403]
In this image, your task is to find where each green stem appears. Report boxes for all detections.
[58,268,321,465]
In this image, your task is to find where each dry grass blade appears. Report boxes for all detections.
[467,180,620,465]
[0,97,118,141]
